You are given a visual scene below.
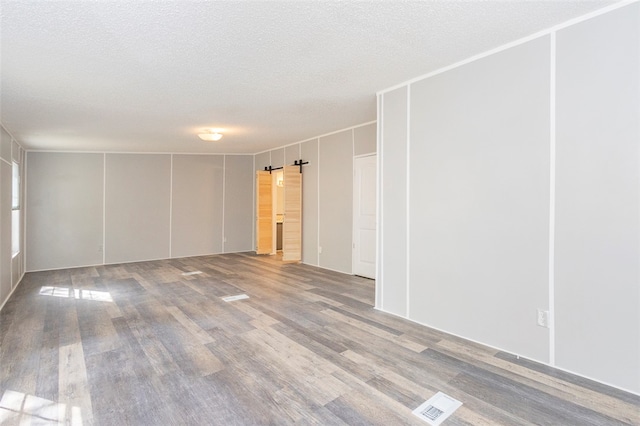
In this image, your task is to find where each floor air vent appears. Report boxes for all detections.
[412,392,462,425]
[222,294,249,302]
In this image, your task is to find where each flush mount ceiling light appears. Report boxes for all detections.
[198,130,223,141]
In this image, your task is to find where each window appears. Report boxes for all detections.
[12,162,20,257]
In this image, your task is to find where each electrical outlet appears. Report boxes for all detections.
[98,245,103,253]
[318,246,322,254]
[537,309,549,328]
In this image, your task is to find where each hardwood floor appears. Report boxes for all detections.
[1,253,638,425]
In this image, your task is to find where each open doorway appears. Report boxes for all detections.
[256,166,301,261]
[274,170,284,254]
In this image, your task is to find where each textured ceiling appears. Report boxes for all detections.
[0,0,616,154]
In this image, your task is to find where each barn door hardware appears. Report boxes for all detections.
[293,159,309,173]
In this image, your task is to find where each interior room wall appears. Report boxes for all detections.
[318,131,354,273]
[105,154,172,264]
[0,124,25,310]
[0,142,12,305]
[171,155,224,258]
[554,4,639,393]
[27,152,104,270]
[301,139,319,266]
[223,155,254,253]
[410,36,551,362]
[379,86,408,316]
[377,2,639,394]
[254,122,376,273]
[25,152,254,271]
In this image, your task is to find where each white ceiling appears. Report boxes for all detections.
[1,0,615,154]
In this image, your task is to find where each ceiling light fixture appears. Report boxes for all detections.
[198,130,223,141]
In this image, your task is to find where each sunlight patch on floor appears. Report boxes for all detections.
[39,286,113,302]
[0,389,83,425]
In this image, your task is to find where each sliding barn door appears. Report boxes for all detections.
[256,170,273,254]
[282,166,301,261]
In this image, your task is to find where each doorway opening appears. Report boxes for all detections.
[256,165,302,262]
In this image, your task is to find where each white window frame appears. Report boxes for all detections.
[12,161,20,257]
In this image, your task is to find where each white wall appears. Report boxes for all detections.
[26,153,104,270]
[254,122,376,273]
[319,131,354,273]
[377,2,640,394]
[379,86,408,316]
[172,155,224,257]
[223,155,254,253]
[25,152,254,271]
[409,36,551,363]
[554,4,640,393]
[0,124,25,310]
[105,154,172,263]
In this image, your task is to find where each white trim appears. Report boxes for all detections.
[0,157,11,166]
[304,263,354,276]
[23,151,28,274]
[222,155,227,252]
[0,277,22,311]
[376,93,383,309]
[351,129,356,275]
[373,306,640,397]
[102,154,106,265]
[253,120,377,155]
[353,153,376,160]
[352,129,355,158]
[252,154,256,252]
[405,85,411,318]
[169,154,174,259]
[548,32,557,366]
[377,1,637,96]
[24,251,250,273]
[317,138,321,267]
[0,123,19,145]
[24,149,254,156]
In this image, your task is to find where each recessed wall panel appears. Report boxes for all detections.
[26,152,104,271]
[408,37,551,361]
[171,155,224,257]
[105,154,170,263]
[0,127,11,163]
[354,123,376,156]
[224,155,253,252]
[301,140,319,266]
[11,140,20,163]
[271,148,285,169]
[255,152,270,172]
[0,162,11,303]
[319,131,353,273]
[380,87,408,316]
[555,4,640,393]
[285,144,301,165]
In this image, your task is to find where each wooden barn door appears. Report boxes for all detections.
[282,166,301,262]
[256,170,273,254]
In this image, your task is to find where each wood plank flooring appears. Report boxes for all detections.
[1,253,638,425]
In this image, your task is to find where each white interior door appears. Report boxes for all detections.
[353,155,376,278]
